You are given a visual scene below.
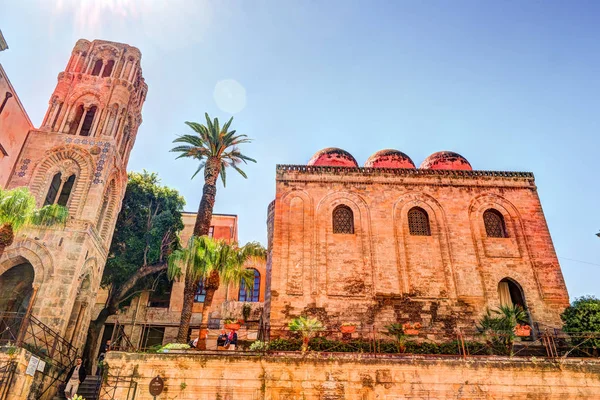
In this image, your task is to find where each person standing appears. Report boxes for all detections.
[65,358,87,400]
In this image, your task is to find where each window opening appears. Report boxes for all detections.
[239,269,260,302]
[332,205,354,234]
[208,226,214,238]
[408,207,431,236]
[68,105,84,135]
[44,172,62,206]
[140,326,165,350]
[102,60,115,77]
[51,102,63,130]
[56,174,75,206]
[79,106,97,136]
[194,280,206,303]
[484,209,508,238]
[91,59,103,76]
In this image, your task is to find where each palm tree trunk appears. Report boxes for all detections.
[193,157,220,236]
[176,276,198,343]
[178,157,221,343]
[0,223,15,259]
[197,286,218,350]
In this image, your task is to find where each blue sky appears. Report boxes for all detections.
[2,0,599,299]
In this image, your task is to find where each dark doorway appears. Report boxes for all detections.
[498,278,526,309]
[0,263,34,313]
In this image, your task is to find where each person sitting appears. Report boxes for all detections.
[216,330,228,350]
[227,329,238,351]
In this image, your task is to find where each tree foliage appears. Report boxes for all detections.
[561,296,600,350]
[83,171,184,367]
[102,171,185,294]
[169,113,257,342]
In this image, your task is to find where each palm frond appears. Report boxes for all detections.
[0,187,37,231]
[30,204,69,227]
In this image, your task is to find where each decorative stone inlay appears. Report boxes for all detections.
[15,158,31,177]
[64,136,110,184]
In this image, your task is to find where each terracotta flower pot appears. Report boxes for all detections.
[340,325,356,334]
[404,329,420,336]
[224,323,241,331]
[515,325,531,337]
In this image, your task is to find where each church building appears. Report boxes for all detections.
[265,148,570,335]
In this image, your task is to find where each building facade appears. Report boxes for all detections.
[0,38,147,352]
[265,148,570,335]
[94,212,267,351]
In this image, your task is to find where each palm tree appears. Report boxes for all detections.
[478,305,528,355]
[168,235,266,345]
[288,316,324,352]
[170,113,256,339]
[0,187,69,258]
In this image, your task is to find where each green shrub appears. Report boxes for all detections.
[561,296,600,353]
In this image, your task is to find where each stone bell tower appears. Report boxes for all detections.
[0,39,147,351]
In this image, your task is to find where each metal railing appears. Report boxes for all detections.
[0,361,17,400]
[0,312,78,369]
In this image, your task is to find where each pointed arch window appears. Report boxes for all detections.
[51,102,63,130]
[484,209,508,238]
[408,207,431,236]
[332,205,354,234]
[91,59,103,76]
[68,105,85,135]
[44,172,76,206]
[102,60,115,77]
[239,269,260,302]
[56,175,75,206]
[44,173,62,206]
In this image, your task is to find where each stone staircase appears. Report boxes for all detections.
[53,376,101,400]
[78,375,101,400]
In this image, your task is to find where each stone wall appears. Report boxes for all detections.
[104,351,600,399]
[266,165,570,335]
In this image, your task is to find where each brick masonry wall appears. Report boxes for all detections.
[104,351,600,399]
[266,166,570,334]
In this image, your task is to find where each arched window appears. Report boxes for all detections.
[51,102,63,130]
[483,209,507,238]
[239,269,260,302]
[408,207,431,236]
[44,173,76,206]
[44,172,62,206]
[79,106,97,136]
[120,128,131,158]
[56,175,75,206]
[332,205,354,234]
[91,59,103,76]
[68,105,85,135]
[102,60,115,77]
[194,280,206,303]
[97,194,110,230]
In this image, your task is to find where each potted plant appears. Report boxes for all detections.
[384,323,407,353]
[340,323,356,334]
[402,322,422,336]
[514,324,531,337]
[224,319,241,331]
[288,316,324,352]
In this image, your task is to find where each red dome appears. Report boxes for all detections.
[420,151,472,171]
[307,148,358,167]
[364,149,415,168]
